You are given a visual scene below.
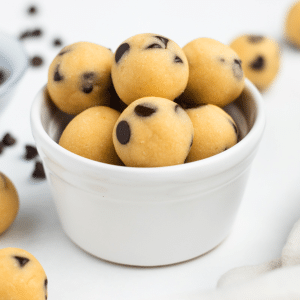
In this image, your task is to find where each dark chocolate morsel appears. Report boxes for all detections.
[81,72,96,94]
[24,145,38,160]
[219,57,225,63]
[154,36,169,48]
[2,133,16,146]
[82,86,93,94]
[54,65,63,81]
[115,43,130,63]
[53,38,63,47]
[45,278,48,299]
[30,56,43,67]
[248,35,264,43]
[174,55,183,63]
[134,104,157,117]
[0,69,7,85]
[32,161,46,179]
[28,5,37,14]
[250,55,265,70]
[0,142,4,155]
[19,29,42,40]
[232,59,243,80]
[14,256,30,267]
[116,120,131,145]
[146,43,163,49]
[32,29,42,37]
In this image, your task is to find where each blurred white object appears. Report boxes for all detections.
[30,79,265,267]
[0,31,28,115]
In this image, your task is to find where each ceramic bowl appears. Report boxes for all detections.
[30,79,265,266]
[0,32,28,114]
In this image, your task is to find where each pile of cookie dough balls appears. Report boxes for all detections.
[47,33,244,168]
[0,247,48,300]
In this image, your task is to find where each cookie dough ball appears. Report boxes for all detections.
[181,38,245,108]
[111,33,189,105]
[285,1,300,48]
[230,35,280,91]
[47,42,113,115]
[0,172,19,235]
[113,97,194,167]
[185,104,238,162]
[0,247,48,300]
[59,106,122,165]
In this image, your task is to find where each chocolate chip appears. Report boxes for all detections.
[54,65,63,81]
[146,43,163,49]
[232,59,243,80]
[190,136,193,148]
[154,36,169,48]
[219,57,225,63]
[53,38,63,47]
[19,28,42,40]
[19,31,31,40]
[116,120,131,145]
[2,133,16,146]
[81,72,95,94]
[30,56,43,67]
[174,55,183,63]
[250,55,265,70]
[134,104,156,117]
[28,5,37,14]
[115,43,130,63]
[248,35,264,43]
[82,86,93,93]
[58,49,70,56]
[32,161,46,179]
[44,278,48,299]
[0,70,7,85]
[24,145,38,160]
[14,256,30,267]
[32,29,42,37]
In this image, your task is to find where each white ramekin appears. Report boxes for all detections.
[0,32,28,114]
[30,79,265,266]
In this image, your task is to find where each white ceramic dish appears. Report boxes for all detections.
[30,79,265,267]
[0,32,28,114]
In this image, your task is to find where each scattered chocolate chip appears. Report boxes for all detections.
[28,5,37,15]
[0,69,7,85]
[53,38,63,47]
[58,49,70,56]
[24,145,38,160]
[54,65,63,81]
[250,55,265,70]
[30,56,43,67]
[32,161,46,179]
[154,36,169,48]
[248,35,264,43]
[19,28,42,40]
[232,59,243,80]
[116,120,131,145]
[115,43,130,63]
[2,133,16,146]
[134,104,156,117]
[14,256,30,267]
[174,55,183,63]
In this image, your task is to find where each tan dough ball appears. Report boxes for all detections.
[113,97,194,167]
[181,37,245,108]
[59,106,122,165]
[0,247,48,300]
[185,105,238,162]
[285,1,300,48]
[230,34,281,91]
[111,33,189,105]
[0,172,19,235]
[47,41,113,115]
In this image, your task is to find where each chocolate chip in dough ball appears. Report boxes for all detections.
[230,34,280,91]
[185,104,238,162]
[181,38,245,108]
[0,248,48,300]
[113,97,194,167]
[285,1,300,48]
[59,106,123,165]
[0,172,19,235]
[47,42,113,115]
[111,33,189,105]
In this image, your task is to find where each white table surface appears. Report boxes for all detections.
[1,0,300,299]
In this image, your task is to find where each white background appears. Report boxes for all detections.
[1,0,300,299]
